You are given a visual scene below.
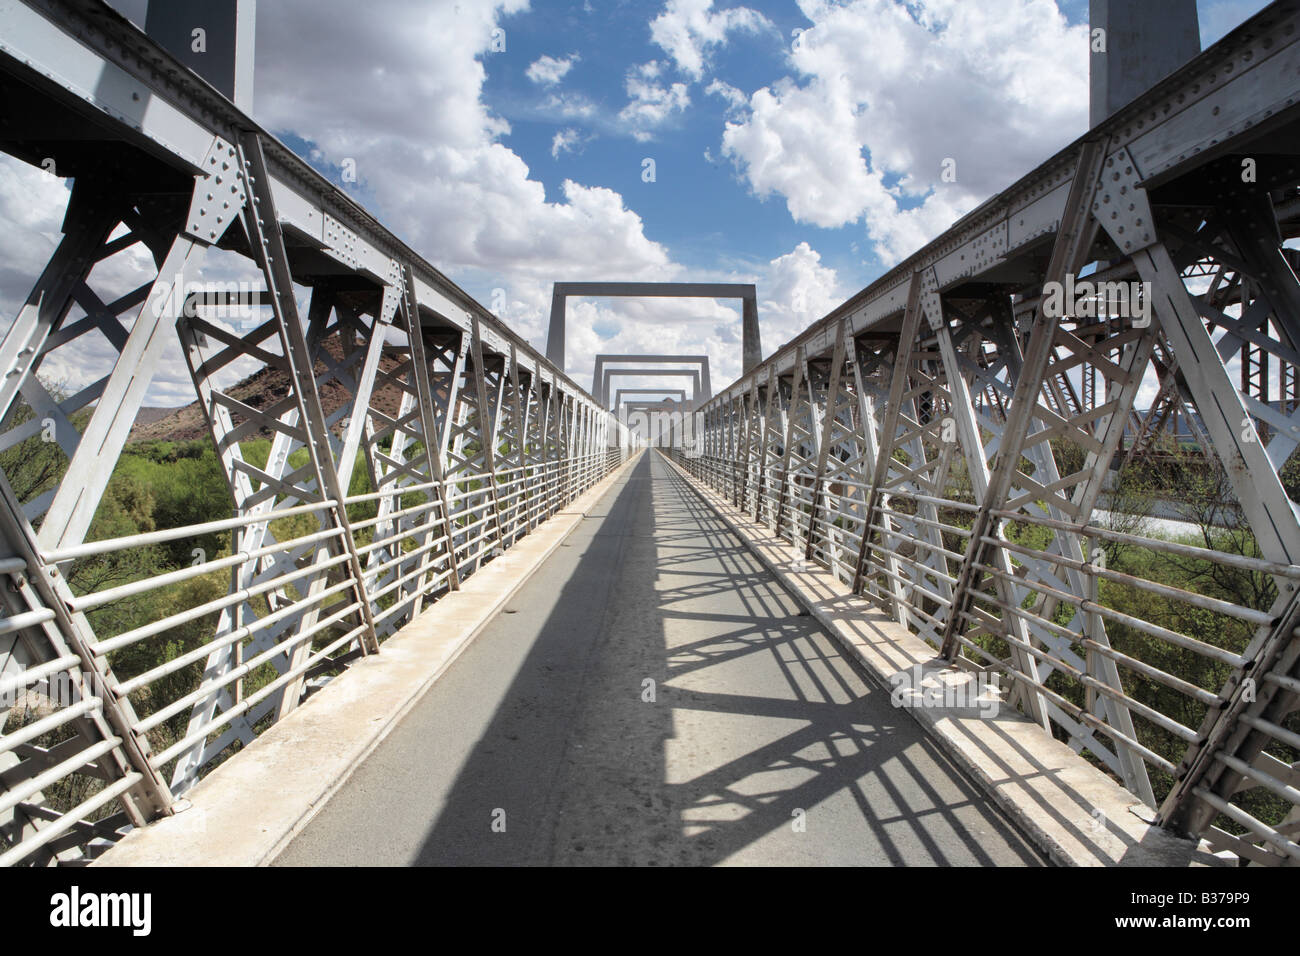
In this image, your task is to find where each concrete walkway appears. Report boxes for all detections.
[275,453,1046,866]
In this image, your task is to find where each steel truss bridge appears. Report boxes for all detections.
[0,0,1299,866]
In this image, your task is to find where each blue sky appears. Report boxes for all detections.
[482,1,825,271]
[469,0,1261,287]
[0,0,1276,404]
[482,0,1082,283]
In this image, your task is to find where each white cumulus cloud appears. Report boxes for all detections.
[759,241,845,353]
[649,0,773,80]
[704,78,747,111]
[551,128,585,159]
[718,0,1090,265]
[619,62,691,142]
[526,53,580,86]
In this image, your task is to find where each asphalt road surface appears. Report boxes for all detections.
[275,452,1046,866]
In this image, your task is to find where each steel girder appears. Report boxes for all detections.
[600,368,703,410]
[614,389,688,410]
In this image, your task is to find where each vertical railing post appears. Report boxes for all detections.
[805,320,847,561]
[774,348,807,540]
[852,273,923,603]
[236,129,380,655]
[401,266,462,592]
[505,343,529,544]
[468,314,506,553]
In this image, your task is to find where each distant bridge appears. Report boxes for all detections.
[0,0,1298,867]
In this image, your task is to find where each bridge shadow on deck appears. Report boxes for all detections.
[407,453,1044,866]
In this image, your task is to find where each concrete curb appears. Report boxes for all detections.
[95,452,644,867]
[658,452,1225,868]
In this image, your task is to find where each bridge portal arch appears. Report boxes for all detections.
[547,284,760,375]
[593,354,712,408]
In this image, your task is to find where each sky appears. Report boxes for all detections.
[0,0,1275,407]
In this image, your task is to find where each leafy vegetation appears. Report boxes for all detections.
[0,392,390,824]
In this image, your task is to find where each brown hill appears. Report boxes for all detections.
[129,337,408,444]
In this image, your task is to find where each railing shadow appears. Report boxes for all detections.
[409,453,1044,865]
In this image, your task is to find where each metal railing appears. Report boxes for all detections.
[0,445,629,866]
[673,428,1300,865]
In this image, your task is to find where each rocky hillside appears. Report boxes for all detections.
[129,337,410,443]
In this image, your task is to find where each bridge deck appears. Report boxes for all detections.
[275,454,1045,866]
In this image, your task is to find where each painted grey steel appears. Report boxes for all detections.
[550,285,760,374]
[1089,0,1199,127]
[145,0,256,111]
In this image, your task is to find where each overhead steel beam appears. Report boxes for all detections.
[592,354,712,407]
[600,369,702,409]
[1089,0,1200,128]
[145,0,256,112]
[614,388,687,409]
[551,285,758,373]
